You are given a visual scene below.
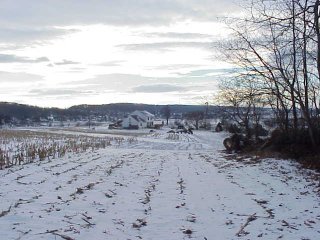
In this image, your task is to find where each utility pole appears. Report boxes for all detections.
[204,102,209,129]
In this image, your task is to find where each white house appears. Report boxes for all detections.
[122,110,155,129]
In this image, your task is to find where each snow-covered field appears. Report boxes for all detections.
[0,128,319,240]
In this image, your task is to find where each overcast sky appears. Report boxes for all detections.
[0,0,241,108]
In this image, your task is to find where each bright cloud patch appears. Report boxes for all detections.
[132,84,186,93]
[0,0,241,107]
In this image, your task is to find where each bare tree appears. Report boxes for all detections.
[161,105,171,125]
[218,0,320,149]
[217,75,266,139]
[184,111,204,130]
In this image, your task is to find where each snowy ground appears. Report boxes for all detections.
[0,129,319,240]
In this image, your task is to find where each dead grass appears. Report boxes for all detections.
[0,129,132,169]
[235,147,320,171]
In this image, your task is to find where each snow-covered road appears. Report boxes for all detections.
[0,130,319,239]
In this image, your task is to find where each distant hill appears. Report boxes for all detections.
[68,103,208,116]
[0,102,215,122]
[0,102,64,120]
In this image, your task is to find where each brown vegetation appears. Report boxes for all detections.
[217,0,320,166]
[0,129,131,169]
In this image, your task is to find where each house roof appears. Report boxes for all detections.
[131,115,146,123]
[141,110,154,117]
[132,110,154,118]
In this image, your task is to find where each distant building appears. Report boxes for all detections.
[153,119,164,129]
[108,120,123,129]
[122,110,155,129]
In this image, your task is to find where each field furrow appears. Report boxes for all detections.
[0,129,319,239]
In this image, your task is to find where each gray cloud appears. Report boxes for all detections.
[0,54,49,63]
[150,64,202,70]
[144,32,213,39]
[13,71,221,105]
[72,74,155,91]
[132,84,186,93]
[176,68,238,77]
[28,88,95,97]
[64,68,87,73]
[0,1,240,27]
[117,41,212,51]
[68,73,220,94]
[0,1,240,106]
[92,60,125,67]
[0,27,79,50]
[0,27,78,43]
[0,71,44,82]
[70,67,86,71]
[54,59,80,65]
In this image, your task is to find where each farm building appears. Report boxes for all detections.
[122,110,155,129]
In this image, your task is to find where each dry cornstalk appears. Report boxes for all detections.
[236,213,257,237]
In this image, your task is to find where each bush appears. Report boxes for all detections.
[253,124,269,137]
[215,122,223,132]
[227,124,241,134]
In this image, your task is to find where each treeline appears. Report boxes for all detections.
[218,0,320,156]
[69,103,211,116]
[0,102,66,121]
[0,102,213,123]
